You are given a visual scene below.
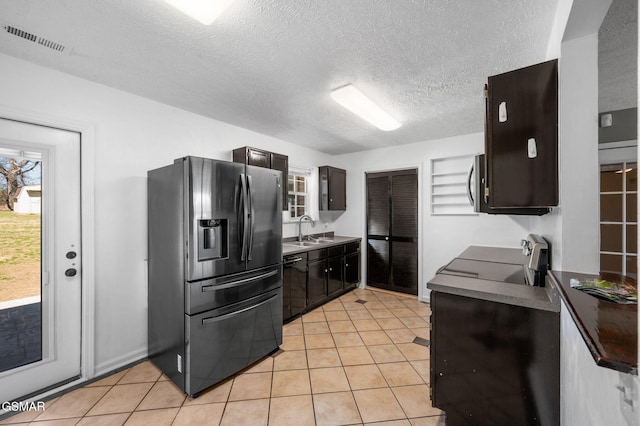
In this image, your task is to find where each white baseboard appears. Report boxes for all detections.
[93,347,148,378]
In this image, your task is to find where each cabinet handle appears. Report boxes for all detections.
[329,267,333,271]
[385,237,389,241]
[324,269,328,273]
[345,264,349,267]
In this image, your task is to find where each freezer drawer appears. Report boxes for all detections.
[185,265,282,315]
[185,287,283,396]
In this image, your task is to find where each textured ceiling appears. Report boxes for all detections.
[599,0,638,113]
[0,0,559,154]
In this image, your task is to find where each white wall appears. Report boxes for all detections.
[560,302,638,426]
[330,132,560,301]
[558,34,600,274]
[558,1,640,425]
[0,53,332,375]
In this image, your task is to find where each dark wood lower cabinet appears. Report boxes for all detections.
[327,256,343,297]
[307,259,327,307]
[430,291,560,426]
[283,241,361,322]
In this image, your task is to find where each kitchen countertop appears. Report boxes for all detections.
[427,246,560,312]
[282,236,362,256]
[548,270,638,375]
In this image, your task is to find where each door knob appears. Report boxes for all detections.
[65,268,77,277]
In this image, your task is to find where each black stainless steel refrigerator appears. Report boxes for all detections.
[148,156,283,397]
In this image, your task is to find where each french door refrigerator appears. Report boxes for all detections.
[148,156,283,397]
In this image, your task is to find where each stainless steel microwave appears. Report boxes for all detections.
[468,154,549,215]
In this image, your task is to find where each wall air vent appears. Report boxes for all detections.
[3,24,67,53]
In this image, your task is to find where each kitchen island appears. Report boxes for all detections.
[427,245,560,426]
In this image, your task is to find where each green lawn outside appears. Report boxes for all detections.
[0,210,41,302]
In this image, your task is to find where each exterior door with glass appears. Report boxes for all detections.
[0,118,81,403]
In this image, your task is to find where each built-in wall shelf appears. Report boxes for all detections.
[431,155,476,216]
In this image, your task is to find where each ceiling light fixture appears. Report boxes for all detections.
[163,0,236,25]
[330,84,401,131]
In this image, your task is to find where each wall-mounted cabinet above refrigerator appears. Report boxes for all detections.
[483,59,558,214]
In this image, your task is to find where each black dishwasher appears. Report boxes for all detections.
[283,253,307,322]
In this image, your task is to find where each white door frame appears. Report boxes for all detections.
[0,105,97,393]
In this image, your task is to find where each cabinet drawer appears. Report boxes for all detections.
[328,245,344,257]
[185,288,282,395]
[344,242,360,255]
[185,265,281,315]
[307,248,328,262]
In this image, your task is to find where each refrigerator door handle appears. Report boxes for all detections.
[239,173,249,261]
[200,269,279,292]
[201,292,278,324]
[246,174,256,261]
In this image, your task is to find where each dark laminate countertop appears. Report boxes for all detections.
[548,270,638,375]
[282,236,361,256]
[427,246,560,312]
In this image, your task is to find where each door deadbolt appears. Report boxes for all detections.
[66,251,77,259]
[65,268,77,277]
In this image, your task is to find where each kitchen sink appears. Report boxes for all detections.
[284,241,322,247]
[284,237,337,247]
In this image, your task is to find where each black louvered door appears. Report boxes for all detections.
[366,170,418,295]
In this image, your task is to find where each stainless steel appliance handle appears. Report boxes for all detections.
[466,163,475,206]
[283,256,303,266]
[239,173,248,261]
[201,293,278,324]
[246,174,255,261]
[200,269,279,292]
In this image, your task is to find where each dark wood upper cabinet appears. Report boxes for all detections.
[270,153,288,211]
[233,146,288,211]
[319,166,346,211]
[485,59,558,210]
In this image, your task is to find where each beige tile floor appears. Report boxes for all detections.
[0,288,445,425]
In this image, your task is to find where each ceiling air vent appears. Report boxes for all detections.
[3,24,67,53]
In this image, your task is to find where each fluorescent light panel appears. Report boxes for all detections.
[330,84,401,131]
[163,0,236,25]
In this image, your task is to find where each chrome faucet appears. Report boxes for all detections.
[297,215,315,242]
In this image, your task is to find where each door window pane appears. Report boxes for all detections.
[627,224,637,254]
[626,164,637,191]
[600,163,623,192]
[601,224,623,252]
[600,194,623,222]
[0,155,42,373]
[601,253,623,273]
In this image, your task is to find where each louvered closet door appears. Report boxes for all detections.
[367,174,390,287]
[366,170,418,295]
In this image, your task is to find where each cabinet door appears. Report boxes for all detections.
[247,148,271,168]
[328,167,346,210]
[319,166,346,211]
[271,153,288,211]
[307,259,327,306]
[486,60,558,208]
[344,251,360,289]
[327,256,343,297]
